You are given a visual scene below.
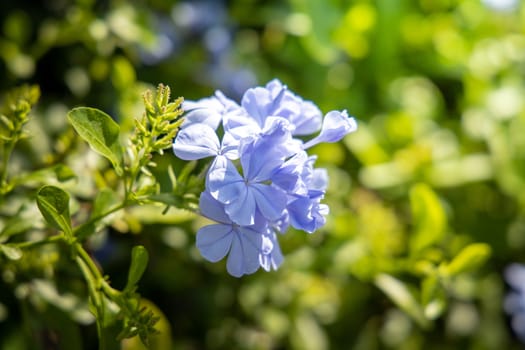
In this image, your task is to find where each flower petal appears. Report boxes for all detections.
[240,118,294,181]
[214,90,242,112]
[172,123,220,160]
[292,101,323,135]
[505,263,525,292]
[226,227,262,277]
[251,184,287,222]
[272,151,309,195]
[199,191,231,224]
[259,232,284,272]
[241,86,273,127]
[196,224,234,262]
[223,108,260,132]
[310,168,329,192]
[225,187,256,226]
[182,107,222,130]
[207,156,245,204]
[265,80,322,136]
[303,110,357,149]
[287,196,328,233]
[220,138,240,160]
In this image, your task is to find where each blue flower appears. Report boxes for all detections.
[207,118,294,226]
[181,92,235,130]
[259,231,284,272]
[303,110,358,149]
[504,263,525,342]
[173,92,242,160]
[173,79,357,277]
[196,192,267,277]
[172,123,220,160]
[276,154,330,233]
[172,123,239,160]
[287,191,329,233]
[264,79,323,135]
[224,79,323,136]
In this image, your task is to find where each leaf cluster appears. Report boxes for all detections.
[0,83,190,349]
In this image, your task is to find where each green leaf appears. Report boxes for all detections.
[375,273,429,328]
[112,56,136,90]
[409,183,447,253]
[125,245,149,292]
[421,275,439,307]
[443,243,491,276]
[0,244,22,260]
[421,275,446,320]
[36,185,72,237]
[67,107,123,175]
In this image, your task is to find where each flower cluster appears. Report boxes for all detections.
[504,263,525,342]
[172,79,357,277]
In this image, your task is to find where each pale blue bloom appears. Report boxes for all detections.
[173,79,357,277]
[182,90,241,130]
[482,0,518,12]
[172,123,238,160]
[182,96,225,130]
[287,191,329,233]
[271,151,311,197]
[303,110,358,149]
[172,123,220,160]
[504,263,525,342]
[264,79,323,135]
[280,154,330,233]
[207,118,294,226]
[259,231,284,272]
[224,79,323,136]
[206,155,286,226]
[196,192,264,277]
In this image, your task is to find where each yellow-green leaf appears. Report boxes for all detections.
[375,273,430,328]
[409,183,447,253]
[443,243,491,276]
[0,244,22,260]
[125,245,149,292]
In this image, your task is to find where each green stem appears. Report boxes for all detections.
[75,243,104,281]
[127,153,149,196]
[75,254,107,350]
[75,243,124,350]
[101,279,121,299]
[0,140,15,192]
[14,234,64,249]
[77,202,127,234]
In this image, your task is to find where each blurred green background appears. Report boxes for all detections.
[1,0,525,349]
